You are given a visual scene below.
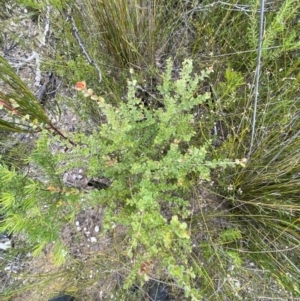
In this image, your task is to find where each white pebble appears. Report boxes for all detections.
[90,237,97,243]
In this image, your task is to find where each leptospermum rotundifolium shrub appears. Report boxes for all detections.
[70,59,242,299]
[0,59,243,301]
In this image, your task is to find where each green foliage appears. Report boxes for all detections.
[218,228,242,244]
[68,59,235,299]
[15,0,69,10]
[0,59,235,300]
[0,133,82,265]
[2,0,300,299]
[0,55,51,132]
[212,2,300,292]
[54,57,96,86]
[0,132,33,169]
[0,55,77,147]
[215,68,245,111]
[77,0,166,68]
[261,0,300,61]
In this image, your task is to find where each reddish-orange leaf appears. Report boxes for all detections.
[75,81,86,91]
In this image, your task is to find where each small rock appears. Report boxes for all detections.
[90,237,97,243]
[0,234,12,251]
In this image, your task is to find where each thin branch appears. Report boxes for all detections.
[68,14,102,83]
[11,51,38,69]
[39,6,50,47]
[48,123,76,146]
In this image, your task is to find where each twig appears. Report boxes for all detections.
[48,123,76,146]
[10,51,41,87]
[40,6,50,47]
[248,0,265,158]
[34,52,41,86]
[68,15,102,83]
[187,0,275,16]
[12,51,39,69]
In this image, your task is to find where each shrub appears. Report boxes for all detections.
[0,59,237,300]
